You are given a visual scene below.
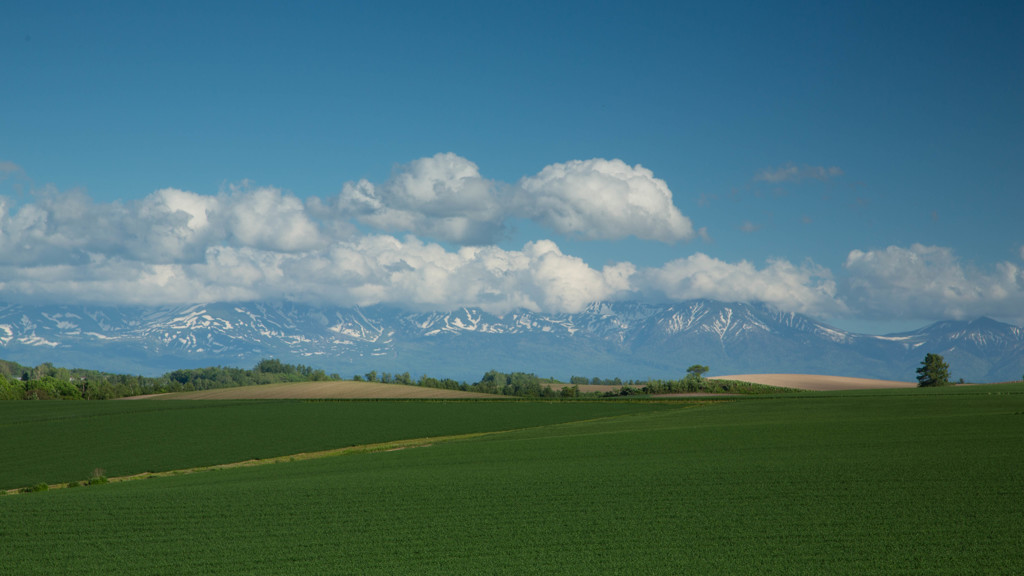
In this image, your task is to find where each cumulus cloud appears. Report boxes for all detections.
[326,153,505,245]
[8,155,1016,325]
[0,160,651,312]
[0,234,638,314]
[514,158,694,243]
[842,244,1024,322]
[4,163,831,316]
[220,184,323,252]
[2,226,850,317]
[755,164,843,183]
[0,187,132,266]
[0,184,320,266]
[321,155,696,245]
[641,253,844,316]
[134,187,220,262]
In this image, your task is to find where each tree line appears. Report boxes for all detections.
[0,358,338,400]
[1,352,970,401]
[0,357,784,401]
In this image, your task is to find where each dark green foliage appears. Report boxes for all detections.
[474,371,561,397]
[24,376,82,400]
[917,353,951,387]
[471,370,797,397]
[415,374,467,391]
[18,483,48,493]
[641,376,796,395]
[0,358,33,379]
[686,364,710,378]
[0,374,26,400]
[0,358,342,400]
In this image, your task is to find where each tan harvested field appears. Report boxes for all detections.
[711,373,916,391]
[126,380,497,400]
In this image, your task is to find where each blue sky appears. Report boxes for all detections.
[2,1,1022,333]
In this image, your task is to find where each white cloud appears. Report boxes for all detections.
[842,244,1024,322]
[325,155,695,245]
[6,155,1016,326]
[0,234,638,314]
[0,184,322,266]
[134,187,220,262]
[755,164,843,183]
[220,185,323,252]
[521,240,637,312]
[4,237,855,318]
[0,188,131,265]
[641,253,843,315]
[514,158,694,243]
[329,153,505,245]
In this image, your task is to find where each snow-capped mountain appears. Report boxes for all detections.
[0,300,1020,382]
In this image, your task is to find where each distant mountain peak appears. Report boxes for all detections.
[0,299,1019,382]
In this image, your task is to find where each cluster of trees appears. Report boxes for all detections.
[0,374,82,400]
[414,374,468,392]
[567,364,787,396]
[355,369,581,397]
[0,360,152,400]
[0,358,340,400]
[352,370,470,392]
[466,365,780,398]
[475,371,567,398]
[0,357,775,401]
[165,359,335,391]
[352,370,414,385]
[0,352,973,401]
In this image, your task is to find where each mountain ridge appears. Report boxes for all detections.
[0,300,1020,382]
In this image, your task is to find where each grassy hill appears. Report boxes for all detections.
[2,384,1022,574]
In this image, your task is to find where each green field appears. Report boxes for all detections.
[2,386,1023,574]
[0,399,679,490]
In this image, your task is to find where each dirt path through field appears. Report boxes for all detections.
[2,433,477,495]
[711,374,916,391]
[5,405,707,495]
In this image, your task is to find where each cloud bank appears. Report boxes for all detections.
[1,154,1020,327]
[311,154,694,245]
[0,154,691,313]
[843,244,1024,322]
[641,254,843,316]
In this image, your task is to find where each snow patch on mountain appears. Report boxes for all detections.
[0,300,1020,382]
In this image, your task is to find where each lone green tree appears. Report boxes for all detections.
[686,365,710,380]
[916,353,951,387]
